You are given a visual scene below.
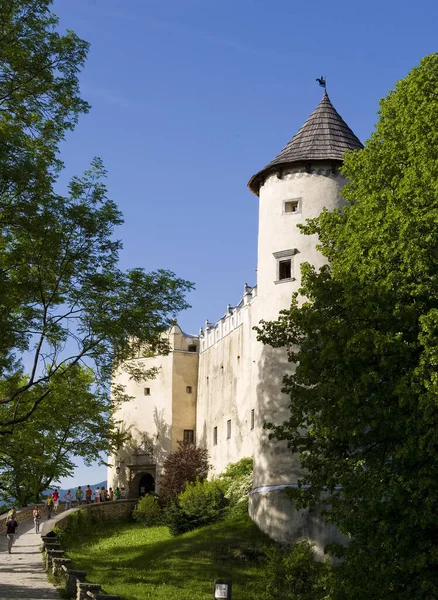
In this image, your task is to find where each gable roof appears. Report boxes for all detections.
[248,91,363,195]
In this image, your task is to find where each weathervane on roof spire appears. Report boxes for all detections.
[316,76,326,89]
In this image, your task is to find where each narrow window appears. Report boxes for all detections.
[279,259,291,280]
[213,426,218,446]
[284,200,299,213]
[227,419,231,439]
[144,387,151,396]
[186,386,192,394]
[183,429,194,444]
[250,409,255,431]
[188,345,197,352]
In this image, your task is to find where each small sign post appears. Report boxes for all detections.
[214,579,231,599]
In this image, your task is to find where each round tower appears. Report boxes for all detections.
[248,91,362,549]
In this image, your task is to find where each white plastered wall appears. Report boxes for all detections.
[108,326,199,494]
[196,299,257,475]
[249,164,347,547]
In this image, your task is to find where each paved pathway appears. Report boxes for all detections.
[0,519,60,599]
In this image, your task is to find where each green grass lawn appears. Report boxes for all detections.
[65,513,274,600]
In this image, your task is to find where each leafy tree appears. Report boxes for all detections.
[256,54,438,600]
[0,365,126,506]
[0,0,89,187]
[0,1,193,432]
[159,441,210,501]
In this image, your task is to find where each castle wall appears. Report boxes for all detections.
[196,294,258,475]
[108,352,174,493]
[108,326,199,495]
[250,165,347,547]
[171,350,198,450]
[257,166,346,318]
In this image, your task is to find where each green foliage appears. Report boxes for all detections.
[133,494,162,525]
[0,365,126,506]
[219,457,253,514]
[0,1,193,432]
[167,478,228,535]
[220,456,253,479]
[54,506,132,549]
[256,54,438,600]
[263,541,333,600]
[65,512,273,600]
[159,441,210,502]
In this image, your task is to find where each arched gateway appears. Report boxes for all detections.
[138,473,155,497]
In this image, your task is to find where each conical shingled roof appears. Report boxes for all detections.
[248,91,363,195]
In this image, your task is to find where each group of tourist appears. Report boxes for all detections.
[44,485,127,518]
[4,484,128,551]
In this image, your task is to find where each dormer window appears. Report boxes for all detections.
[284,198,301,214]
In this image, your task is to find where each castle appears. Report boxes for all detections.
[108,90,363,550]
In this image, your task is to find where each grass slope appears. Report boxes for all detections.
[66,513,274,600]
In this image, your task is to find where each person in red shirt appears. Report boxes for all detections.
[52,489,59,514]
[85,485,92,504]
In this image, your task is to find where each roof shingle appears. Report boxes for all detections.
[248,91,363,195]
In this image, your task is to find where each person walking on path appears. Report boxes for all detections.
[76,486,84,506]
[85,485,92,504]
[0,518,60,599]
[46,494,54,519]
[52,488,59,514]
[109,487,114,500]
[94,487,100,503]
[121,486,126,499]
[114,487,121,500]
[6,515,18,554]
[32,506,41,534]
[64,490,73,510]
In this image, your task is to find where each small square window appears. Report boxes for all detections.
[213,426,218,446]
[188,345,197,353]
[144,387,151,396]
[284,200,299,213]
[250,409,255,431]
[227,419,231,439]
[186,386,192,394]
[279,259,291,280]
[184,429,194,444]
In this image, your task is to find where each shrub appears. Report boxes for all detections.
[165,502,199,536]
[133,494,162,525]
[159,441,210,502]
[263,540,333,600]
[166,478,228,535]
[219,457,253,513]
[220,457,253,480]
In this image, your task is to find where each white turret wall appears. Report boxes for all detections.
[249,164,347,549]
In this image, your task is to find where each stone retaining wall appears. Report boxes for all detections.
[41,499,136,536]
[42,499,137,599]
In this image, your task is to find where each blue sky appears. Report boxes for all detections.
[54,0,438,488]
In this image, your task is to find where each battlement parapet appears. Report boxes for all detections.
[199,283,257,352]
